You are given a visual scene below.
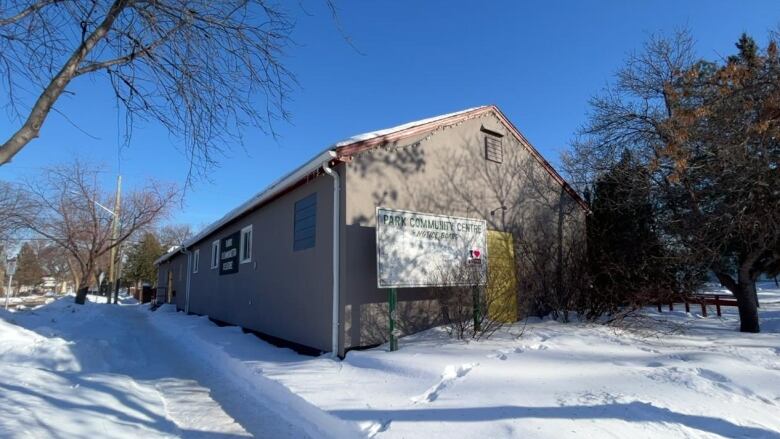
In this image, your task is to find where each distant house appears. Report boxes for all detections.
[155,106,587,356]
[40,277,57,290]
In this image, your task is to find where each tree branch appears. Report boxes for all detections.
[75,26,177,76]
[0,0,131,165]
[0,0,62,26]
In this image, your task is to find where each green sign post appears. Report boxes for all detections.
[472,284,481,332]
[388,288,398,351]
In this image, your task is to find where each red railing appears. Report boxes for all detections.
[657,294,738,317]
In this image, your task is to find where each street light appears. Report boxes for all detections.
[69,190,118,219]
[91,198,119,218]
[5,257,17,310]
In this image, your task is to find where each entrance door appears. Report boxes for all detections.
[487,230,518,323]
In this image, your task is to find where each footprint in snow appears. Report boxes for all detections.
[489,343,548,360]
[362,419,391,437]
[696,368,775,405]
[514,344,548,353]
[668,353,695,362]
[637,346,662,354]
[411,363,478,404]
[488,350,511,360]
[647,366,776,407]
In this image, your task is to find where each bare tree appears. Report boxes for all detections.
[16,160,177,304]
[0,1,296,174]
[572,30,780,332]
[157,223,192,250]
[0,182,27,296]
[0,181,27,242]
[34,241,73,289]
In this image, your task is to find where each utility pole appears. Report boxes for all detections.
[108,175,122,304]
[4,258,17,310]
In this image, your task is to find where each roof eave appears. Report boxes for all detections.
[154,149,337,265]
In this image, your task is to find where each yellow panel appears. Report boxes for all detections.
[487,230,518,323]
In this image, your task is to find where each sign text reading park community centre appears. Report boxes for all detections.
[376,207,487,288]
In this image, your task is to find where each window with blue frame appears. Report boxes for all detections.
[294,193,317,251]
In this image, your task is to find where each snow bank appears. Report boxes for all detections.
[146,305,362,438]
[0,296,305,437]
[143,284,780,438]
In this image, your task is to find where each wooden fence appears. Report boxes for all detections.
[657,294,738,317]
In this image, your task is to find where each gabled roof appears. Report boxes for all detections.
[332,105,588,211]
[155,105,586,265]
[332,106,486,148]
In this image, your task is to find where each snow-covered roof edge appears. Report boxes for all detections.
[155,106,491,266]
[331,106,487,148]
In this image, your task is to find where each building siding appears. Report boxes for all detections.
[159,173,337,352]
[156,108,585,356]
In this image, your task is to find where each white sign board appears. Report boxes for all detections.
[376,207,487,288]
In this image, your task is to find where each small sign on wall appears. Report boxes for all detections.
[219,231,240,275]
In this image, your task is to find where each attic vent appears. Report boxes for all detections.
[485,134,503,163]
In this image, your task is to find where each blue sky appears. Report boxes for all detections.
[2,1,778,230]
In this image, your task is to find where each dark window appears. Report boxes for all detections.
[294,193,317,251]
[485,134,503,163]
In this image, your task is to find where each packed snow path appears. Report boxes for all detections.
[0,297,314,438]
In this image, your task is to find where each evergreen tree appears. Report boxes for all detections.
[15,242,43,288]
[124,232,164,287]
[728,33,759,67]
[583,151,677,318]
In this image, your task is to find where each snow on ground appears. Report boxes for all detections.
[1,284,779,438]
[0,295,357,438]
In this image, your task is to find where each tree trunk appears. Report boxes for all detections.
[74,286,89,305]
[714,266,760,333]
[74,265,93,305]
[734,279,760,333]
[749,280,759,309]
